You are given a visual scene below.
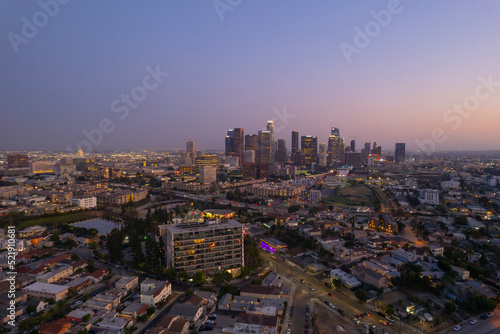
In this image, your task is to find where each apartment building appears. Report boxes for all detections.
[161,220,244,276]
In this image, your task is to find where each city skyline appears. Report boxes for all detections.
[1,1,500,152]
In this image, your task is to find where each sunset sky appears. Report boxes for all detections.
[1,0,499,152]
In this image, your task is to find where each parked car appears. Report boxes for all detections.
[487,312,494,317]
[469,319,477,325]
[453,325,461,331]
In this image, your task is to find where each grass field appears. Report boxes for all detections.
[323,186,373,206]
[15,211,93,228]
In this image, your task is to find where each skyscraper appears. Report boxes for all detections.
[327,136,344,167]
[186,140,195,165]
[266,121,275,162]
[301,136,318,165]
[276,139,287,163]
[350,139,356,152]
[291,131,299,154]
[258,130,272,163]
[395,143,406,164]
[319,142,327,167]
[245,134,258,152]
[233,128,244,165]
[225,129,234,156]
[331,127,340,138]
[363,142,371,162]
[371,142,382,157]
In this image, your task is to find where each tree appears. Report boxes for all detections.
[355,289,368,302]
[82,314,91,322]
[146,306,156,316]
[106,228,124,263]
[165,268,177,281]
[26,305,36,314]
[193,271,206,285]
[384,304,395,316]
[178,270,189,282]
[288,205,300,213]
[185,288,194,296]
[444,301,456,315]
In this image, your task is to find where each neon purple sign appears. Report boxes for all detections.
[260,241,275,253]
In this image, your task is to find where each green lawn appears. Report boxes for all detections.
[16,211,92,228]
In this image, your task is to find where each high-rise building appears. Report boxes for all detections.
[301,136,318,165]
[161,220,244,276]
[233,128,244,165]
[327,136,345,167]
[319,143,327,167]
[195,155,219,168]
[7,154,29,169]
[243,163,257,180]
[266,121,275,162]
[345,152,363,169]
[258,130,272,163]
[395,143,406,164]
[225,129,234,156]
[243,150,255,163]
[363,142,371,162]
[291,131,299,154]
[331,127,340,138]
[371,142,382,157]
[245,134,258,152]
[350,139,356,152]
[199,166,216,184]
[276,139,287,163]
[186,140,195,165]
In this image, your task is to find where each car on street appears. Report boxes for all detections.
[480,314,488,320]
[469,319,477,325]
[453,325,461,331]
[337,309,345,315]
[309,287,315,291]
[301,279,305,283]
[328,293,334,296]
[487,312,494,317]
[379,320,388,325]
[324,300,329,305]
[286,330,291,334]
[328,303,335,309]
[289,320,292,326]
[244,276,249,280]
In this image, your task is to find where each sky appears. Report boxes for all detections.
[1,0,500,152]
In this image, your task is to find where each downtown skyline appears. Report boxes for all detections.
[1,1,500,152]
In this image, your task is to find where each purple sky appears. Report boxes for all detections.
[1,1,499,152]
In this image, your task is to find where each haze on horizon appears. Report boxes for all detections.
[1,1,500,152]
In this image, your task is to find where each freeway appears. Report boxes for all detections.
[259,249,418,334]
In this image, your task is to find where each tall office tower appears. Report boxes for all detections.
[350,139,356,152]
[161,220,244,276]
[301,136,318,165]
[345,152,363,169]
[245,134,258,152]
[199,166,216,184]
[233,128,244,164]
[331,127,340,138]
[327,136,345,167]
[291,131,299,154]
[266,121,275,162]
[225,129,234,156]
[276,139,287,163]
[319,142,327,167]
[7,154,29,169]
[363,142,371,161]
[395,143,406,164]
[371,142,382,157]
[258,130,272,163]
[243,163,257,180]
[243,150,256,163]
[186,140,195,165]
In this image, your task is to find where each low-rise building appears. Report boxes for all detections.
[140,279,171,307]
[23,282,69,301]
[116,276,139,291]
